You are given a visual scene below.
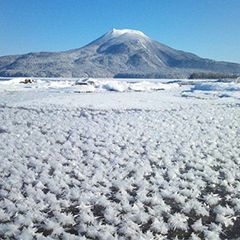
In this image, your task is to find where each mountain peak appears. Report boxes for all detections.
[107,28,148,38]
[88,28,150,47]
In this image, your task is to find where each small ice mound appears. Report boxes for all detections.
[236,77,240,83]
[191,82,240,92]
[19,78,33,84]
[47,81,72,89]
[75,78,89,85]
[129,81,178,92]
[74,84,96,93]
[75,78,99,87]
[102,81,129,92]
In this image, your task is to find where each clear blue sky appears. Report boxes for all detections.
[1,0,240,63]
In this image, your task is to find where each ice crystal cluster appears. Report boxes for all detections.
[0,96,240,239]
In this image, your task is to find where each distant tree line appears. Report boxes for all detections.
[115,72,240,79]
[188,72,239,79]
[114,72,184,79]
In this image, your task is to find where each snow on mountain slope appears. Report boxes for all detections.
[110,28,148,37]
[96,28,150,42]
[1,29,240,78]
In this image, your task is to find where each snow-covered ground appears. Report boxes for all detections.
[0,78,240,239]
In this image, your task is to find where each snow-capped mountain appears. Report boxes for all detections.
[1,28,240,78]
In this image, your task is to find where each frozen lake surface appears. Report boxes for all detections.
[0,78,240,239]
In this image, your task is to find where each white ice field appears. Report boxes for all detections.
[0,77,240,239]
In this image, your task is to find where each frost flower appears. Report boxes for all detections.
[168,213,188,231]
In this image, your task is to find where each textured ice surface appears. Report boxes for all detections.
[0,79,240,239]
